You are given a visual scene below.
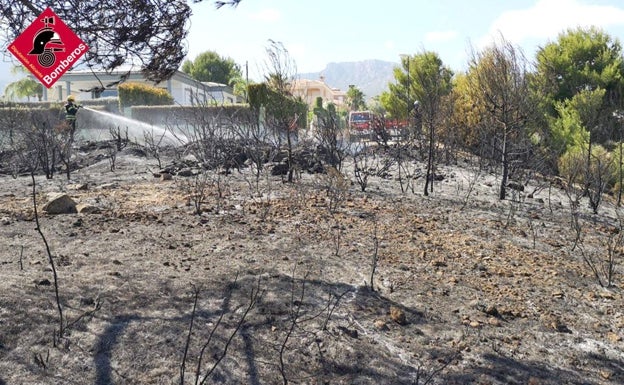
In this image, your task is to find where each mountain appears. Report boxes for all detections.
[298,59,397,101]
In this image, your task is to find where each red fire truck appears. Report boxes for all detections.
[348,111,409,131]
[347,110,375,130]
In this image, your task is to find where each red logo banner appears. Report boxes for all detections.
[8,7,89,89]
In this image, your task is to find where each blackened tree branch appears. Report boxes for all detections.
[31,171,64,341]
[181,285,201,385]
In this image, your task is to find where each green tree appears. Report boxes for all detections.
[378,52,452,194]
[532,27,624,148]
[181,50,242,85]
[553,88,609,213]
[534,27,623,106]
[228,72,251,101]
[407,52,453,195]
[447,72,484,148]
[251,40,307,183]
[550,97,589,154]
[550,88,603,153]
[531,27,624,211]
[559,142,615,214]
[3,78,43,102]
[346,85,366,111]
[3,66,43,101]
[380,57,412,121]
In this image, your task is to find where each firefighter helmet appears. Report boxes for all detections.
[28,30,61,55]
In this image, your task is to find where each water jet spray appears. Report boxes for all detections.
[77,107,187,146]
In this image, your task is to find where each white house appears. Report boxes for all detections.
[37,69,241,105]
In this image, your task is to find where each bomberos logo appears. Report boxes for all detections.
[8,7,89,88]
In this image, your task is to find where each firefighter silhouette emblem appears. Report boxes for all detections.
[28,16,65,67]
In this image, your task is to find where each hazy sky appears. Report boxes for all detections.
[187,0,624,80]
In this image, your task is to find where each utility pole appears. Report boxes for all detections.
[406,55,410,122]
[399,54,411,114]
[245,60,249,103]
[400,54,411,140]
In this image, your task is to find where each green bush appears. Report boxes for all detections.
[118,82,174,109]
[247,83,307,129]
[558,144,616,187]
[247,83,269,109]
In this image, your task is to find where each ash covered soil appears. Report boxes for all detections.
[0,140,623,385]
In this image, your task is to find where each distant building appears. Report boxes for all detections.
[35,69,241,106]
[292,76,346,108]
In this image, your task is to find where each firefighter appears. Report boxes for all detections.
[64,95,81,135]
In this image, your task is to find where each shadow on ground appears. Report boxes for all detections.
[89,272,444,385]
[444,352,605,385]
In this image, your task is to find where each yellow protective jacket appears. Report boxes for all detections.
[65,102,80,120]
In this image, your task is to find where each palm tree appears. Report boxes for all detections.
[346,85,366,111]
[3,66,43,101]
[228,73,250,102]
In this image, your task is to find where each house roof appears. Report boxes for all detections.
[55,68,200,87]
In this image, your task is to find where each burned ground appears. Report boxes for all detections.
[0,141,622,384]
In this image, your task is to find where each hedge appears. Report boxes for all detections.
[118,82,174,109]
